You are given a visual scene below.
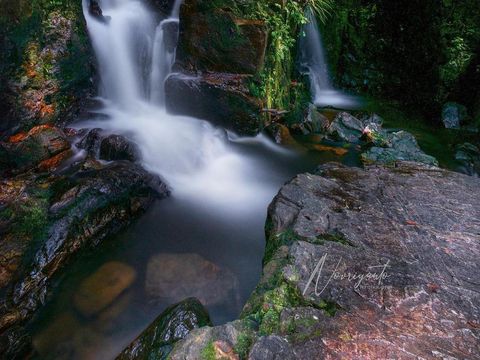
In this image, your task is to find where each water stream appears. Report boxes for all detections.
[300,9,362,109]
[28,1,359,358]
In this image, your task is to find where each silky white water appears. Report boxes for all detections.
[300,10,362,109]
[81,0,292,215]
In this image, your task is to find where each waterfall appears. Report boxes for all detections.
[301,10,332,94]
[300,9,362,109]
[81,0,291,213]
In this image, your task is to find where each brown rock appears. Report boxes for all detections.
[74,262,136,317]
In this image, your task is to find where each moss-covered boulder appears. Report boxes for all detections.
[117,298,212,360]
[175,0,267,74]
[0,0,95,134]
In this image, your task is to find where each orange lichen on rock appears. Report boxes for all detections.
[37,150,72,172]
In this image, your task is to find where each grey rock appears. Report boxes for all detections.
[263,162,480,359]
[248,336,294,360]
[362,130,438,166]
[327,112,364,142]
[442,102,467,129]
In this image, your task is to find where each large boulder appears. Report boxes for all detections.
[117,298,212,360]
[442,102,467,129]
[244,162,479,359]
[165,73,262,135]
[0,1,95,133]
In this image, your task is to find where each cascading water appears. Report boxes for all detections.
[300,9,362,109]
[81,0,289,210]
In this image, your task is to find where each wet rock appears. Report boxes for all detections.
[362,130,439,166]
[117,298,212,360]
[77,128,103,158]
[162,20,180,53]
[294,104,330,135]
[74,262,136,317]
[442,102,467,129]
[455,142,480,176]
[165,73,262,135]
[0,125,71,174]
[89,0,110,24]
[145,253,239,307]
[176,0,267,74]
[100,135,140,162]
[251,162,480,359]
[327,112,364,142]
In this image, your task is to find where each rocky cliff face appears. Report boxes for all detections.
[166,0,267,135]
[167,162,480,359]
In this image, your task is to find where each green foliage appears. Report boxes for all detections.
[234,332,255,359]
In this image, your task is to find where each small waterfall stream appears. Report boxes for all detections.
[300,9,362,109]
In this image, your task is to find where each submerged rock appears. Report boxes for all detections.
[145,253,239,307]
[74,262,136,317]
[362,130,438,166]
[117,298,212,360]
[442,102,467,129]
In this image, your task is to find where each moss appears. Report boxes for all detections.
[234,331,255,360]
[200,340,216,360]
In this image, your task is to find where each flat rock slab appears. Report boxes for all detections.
[265,161,480,359]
